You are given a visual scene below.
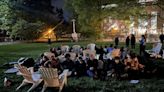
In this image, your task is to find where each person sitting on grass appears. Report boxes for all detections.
[137,55,158,78]
[111,57,125,80]
[43,56,62,73]
[107,44,114,53]
[39,55,49,67]
[120,47,127,62]
[111,46,120,59]
[74,57,87,77]
[86,54,98,79]
[50,47,59,57]
[61,53,75,76]
[33,53,45,71]
[97,59,105,80]
[124,53,144,82]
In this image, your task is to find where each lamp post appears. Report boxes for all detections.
[72,19,76,33]
[47,20,63,44]
[47,29,52,45]
[71,19,78,42]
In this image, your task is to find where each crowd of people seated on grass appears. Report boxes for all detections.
[18,42,163,83]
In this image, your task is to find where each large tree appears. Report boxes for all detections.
[11,19,44,40]
[64,0,149,39]
[0,0,66,40]
[0,0,15,31]
[12,0,69,40]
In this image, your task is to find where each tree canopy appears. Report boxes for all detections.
[0,0,14,31]
[64,0,150,39]
[0,0,66,40]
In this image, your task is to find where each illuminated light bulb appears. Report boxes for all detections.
[48,30,52,33]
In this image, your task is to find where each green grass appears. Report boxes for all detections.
[0,42,164,92]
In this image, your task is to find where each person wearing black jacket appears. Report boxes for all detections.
[126,36,130,47]
[75,57,87,77]
[115,36,119,47]
[159,34,164,44]
[86,55,98,78]
[131,34,136,49]
[62,54,75,76]
[111,57,125,79]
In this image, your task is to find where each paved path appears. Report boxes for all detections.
[0,41,21,46]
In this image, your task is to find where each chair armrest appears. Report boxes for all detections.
[28,67,34,74]
[20,73,31,77]
[60,70,68,86]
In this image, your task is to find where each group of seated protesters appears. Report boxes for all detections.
[25,44,158,81]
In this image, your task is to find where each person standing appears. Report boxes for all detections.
[145,31,147,41]
[131,34,136,49]
[48,38,51,45]
[159,34,163,44]
[139,35,146,55]
[159,34,164,50]
[115,36,119,47]
[126,36,130,47]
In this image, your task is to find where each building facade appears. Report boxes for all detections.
[101,0,163,42]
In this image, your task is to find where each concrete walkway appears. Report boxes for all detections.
[0,41,21,46]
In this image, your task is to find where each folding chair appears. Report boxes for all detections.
[87,43,96,51]
[16,64,42,92]
[39,68,68,92]
[145,42,162,58]
[61,45,69,54]
[72,45,81,54]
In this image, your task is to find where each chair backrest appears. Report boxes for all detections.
[72,45,81,53]
[57,55,66,63]
[44,52,55,60]
[83,49,96,59]
[87,43,95,51]
[152,43,162,54]
[16,64,33,82]
[61,45,69,54]
[39,68,60,87]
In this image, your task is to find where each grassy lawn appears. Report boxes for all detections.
[0,41,164,92]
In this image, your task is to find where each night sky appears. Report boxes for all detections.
[51,0,71,22]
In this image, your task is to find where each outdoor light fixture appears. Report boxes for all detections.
[48,29,52,34]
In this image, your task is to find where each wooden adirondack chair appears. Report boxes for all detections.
[83,49,96,59]
[146,42,162,58]
[72,45,81,54]
[15,64,42,92]
[39,68,68,92]
[61,45,69,54]
[87,43,96,51]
